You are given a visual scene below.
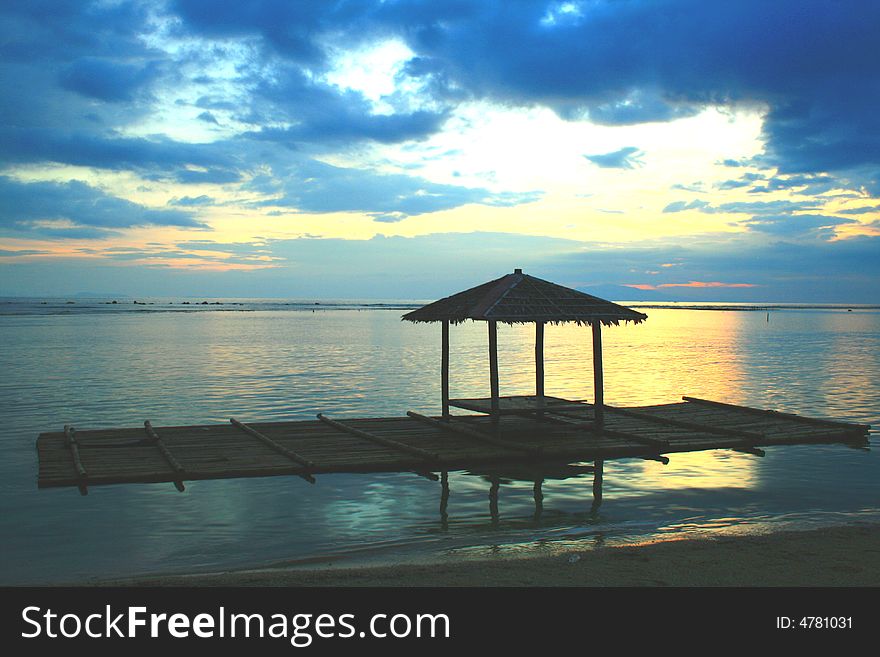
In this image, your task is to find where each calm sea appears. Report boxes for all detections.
[1,298,878,584]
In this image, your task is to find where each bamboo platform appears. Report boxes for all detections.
[36,397,870,494]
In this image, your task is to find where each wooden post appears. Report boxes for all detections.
[440,470,449,526]
[535,321,545,399]
[489,476,500,525]
[441,320,450,418]
[488,320,499,416]
[592,322,604,425]
[591,459,604,514]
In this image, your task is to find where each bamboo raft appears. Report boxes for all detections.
[36,396,870,494]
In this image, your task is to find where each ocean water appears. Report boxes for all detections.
[0,299,878,585]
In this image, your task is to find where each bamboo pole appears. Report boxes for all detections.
[604,405,765,441]
[229,418,316,483]
[535,321,545,400]
[63,424,88,496]
[317,413,442,463]
[407,411,542,455]
[441,320,450,418]
[144,420,186,492]
[592,322,604,425]
[682,396,871,432]
[488,320,499,417]
[542,412,669,448]
[440,471,449,526]
[591,459,604,514]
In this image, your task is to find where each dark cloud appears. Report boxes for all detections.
[738,213,855,240]
[0,249,47,257]
[256,158,542,219]
[741,173,838,196]
[663,197,856,239]
[713,200,819,215]
[170,0,346,64]
[373,1,880,186]
[663,200,709,213]
[0,177,207,238]
[59,58,160,102]
[715,179,752,190]
[716,172,766,190]
[0,126,244,183]
[584,146,644,169]
[663,199,820,215]
[196,111,220,125]
[0,1,162,133]
[247,66,449,146]
[838,205,880,215]
[246,110,448,147]
[7,1,878,191]
[168,195,216,207]
[583,89,699,126]
[671,182,705,193]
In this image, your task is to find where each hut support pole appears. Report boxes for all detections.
[592,322,604,425]
[441,320,450,419]
[535,321,545,400]
[488,320,500,418]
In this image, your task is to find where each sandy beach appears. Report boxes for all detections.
[101,523,880,587]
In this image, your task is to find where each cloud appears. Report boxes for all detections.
[584,88,699,126]
[0,249,47,257]
[838,205,880,215]
[713,200,819,215]
[0,126,243,180]
[7,1,879,192]
[168,195,216,207]
[715,179,752,190]
[660,281,756,288]
[0,176,207,238]
[663,200,709,213]
[196,111,219,125]
[626,281,756,290]
[59,57,160,102]
[255,158,542,219]
[671,183,705,193]
[665,199,820,215]
[584,146,644,169]
[247,65,450,146]
[170,0,347,64]
[4,231,879,302]
[738,213,855,239]
[374,1,880,185]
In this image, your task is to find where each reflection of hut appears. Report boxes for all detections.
[402,269,647,425]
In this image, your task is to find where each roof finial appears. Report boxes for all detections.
[514,268,522,275]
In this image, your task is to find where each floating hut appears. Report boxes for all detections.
[36,270,870,499]
[401,267,647,424]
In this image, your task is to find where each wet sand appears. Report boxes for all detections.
[102,523,880,587]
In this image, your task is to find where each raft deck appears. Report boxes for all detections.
[36,396,870,494]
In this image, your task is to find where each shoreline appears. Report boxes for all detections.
[95,523,880,587]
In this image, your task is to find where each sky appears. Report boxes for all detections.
[1,0,879,302]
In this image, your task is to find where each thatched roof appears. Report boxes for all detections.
[402,269,647,326]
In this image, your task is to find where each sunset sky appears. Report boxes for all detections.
[1,1,879,301]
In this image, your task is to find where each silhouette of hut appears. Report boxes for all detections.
[402,268,647,424]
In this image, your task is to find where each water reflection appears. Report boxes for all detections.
[462,462,605,526]
[1,306,878,583]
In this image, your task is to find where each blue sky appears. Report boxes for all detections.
[1,1,878,301]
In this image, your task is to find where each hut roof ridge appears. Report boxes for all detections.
[402,269,647,326]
